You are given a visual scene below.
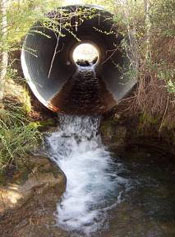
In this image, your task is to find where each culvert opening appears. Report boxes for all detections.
[21,4,137,115]
[72,42,99,67]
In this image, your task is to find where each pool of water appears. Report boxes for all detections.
[101,148,175,237]
[46,114,175,237]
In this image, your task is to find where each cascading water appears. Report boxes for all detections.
[46,114,129,236]
[45,65,129,236]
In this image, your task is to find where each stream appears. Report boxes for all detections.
[46,114,175,237]
[46,114,129,236]
[45,65,175,237]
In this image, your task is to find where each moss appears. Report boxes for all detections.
[28,119,57,132]
[134,112,159,137]
[22,87,32,113]
[0,172,6,185]
[139,112,160,126]
[37,119,57,128]
[100,119,117,137]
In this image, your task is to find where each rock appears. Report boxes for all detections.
[114,126,127,146]
[100,119,127,150]
[0,156,67,237]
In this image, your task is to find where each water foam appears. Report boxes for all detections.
[46,114,128,236]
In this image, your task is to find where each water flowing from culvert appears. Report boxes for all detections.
[46,65,129,236]
[44,66,175,236]
[46,114,129,236]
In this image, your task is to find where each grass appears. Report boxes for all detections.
[0,97,43,179]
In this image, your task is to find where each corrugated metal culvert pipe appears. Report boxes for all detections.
[21,5,137,115]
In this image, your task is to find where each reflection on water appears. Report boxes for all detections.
[102,148,175,237]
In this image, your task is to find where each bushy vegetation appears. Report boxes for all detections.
[0,0,60,178]
[0,98,42,181]
[0,0,175,177]
[110,0,175,131]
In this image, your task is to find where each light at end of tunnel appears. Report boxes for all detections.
[72,43,99,66]
[64,0,84,5]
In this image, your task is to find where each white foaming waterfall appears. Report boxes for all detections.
[46,114,128,236]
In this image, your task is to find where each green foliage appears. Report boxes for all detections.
[151,0,175,37]
[0,0,61,53]
[0,101,42,176]
[1,0,175,177]
[140,112,159,126]
[149,0,175,93]
[84,0,116,11]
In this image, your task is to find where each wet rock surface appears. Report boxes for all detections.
[0,156,67,237]
[1,112,175,237]
[100,117,127,152]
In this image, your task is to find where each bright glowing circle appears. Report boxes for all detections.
[72,43,99,64]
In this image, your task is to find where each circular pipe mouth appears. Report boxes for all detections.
[21,4,137,115]
[71,41,100,67]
